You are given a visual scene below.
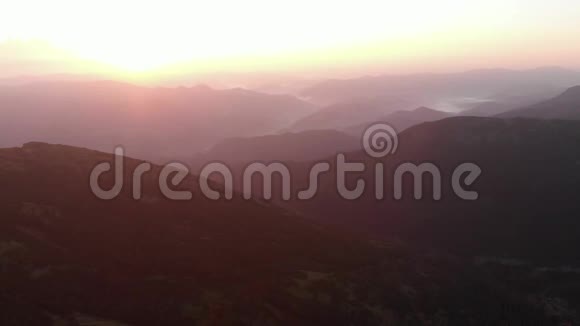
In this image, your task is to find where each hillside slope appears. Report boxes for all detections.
[0,142,561,325]
[499,85,580,119]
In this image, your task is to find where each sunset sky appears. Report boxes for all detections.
[1,0,579,82]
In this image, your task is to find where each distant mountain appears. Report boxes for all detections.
[0,81,317,160]
[342,107,451,137]
[460,100,520,117]
[290,96,414,132]
[498,85,580,120]
[193,130,359,167]
[0,142,556,325]
[301,67,580,109]
[459,85,563,117]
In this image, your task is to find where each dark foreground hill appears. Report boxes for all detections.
[0,142,566,325]
[272,117,580,266]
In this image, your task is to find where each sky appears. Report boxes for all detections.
[1,0,580,83]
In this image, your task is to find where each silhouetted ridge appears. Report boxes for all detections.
[499,85,580,119]
[558,85,580,99]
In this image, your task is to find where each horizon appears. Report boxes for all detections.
[2,1,580,86]
[1,65,579,90]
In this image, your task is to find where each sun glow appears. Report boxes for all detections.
[1,0,580,77]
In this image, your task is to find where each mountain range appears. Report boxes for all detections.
[0,81,316,160]
[302,67,580,107]
[2,71,580,324]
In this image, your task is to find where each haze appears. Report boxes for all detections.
[2,0,580,85]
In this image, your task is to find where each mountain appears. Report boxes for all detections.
[245,117,580,268]
[0,81,317,160]
[193,130,360,167]
[0,142,368,325]
[342,107,451,137]
[460,100,521,117]
[290,96,414,132]
[301,67,580,109]
[459,82,563,117]
[0,142,559,325]
[191,117,580,268]
[498,85,580,119]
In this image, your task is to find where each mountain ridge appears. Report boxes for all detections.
[498,85,580,119]
[0,81,318,160]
